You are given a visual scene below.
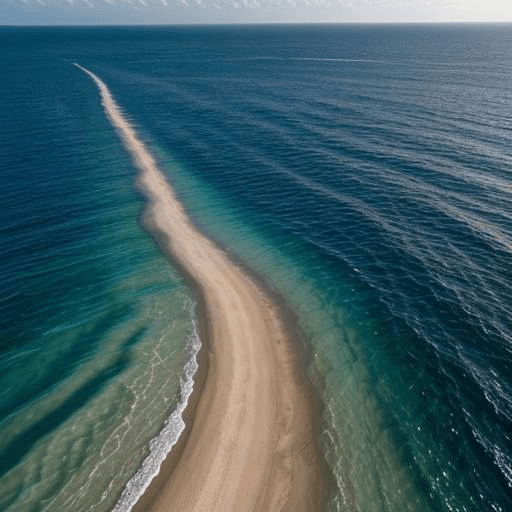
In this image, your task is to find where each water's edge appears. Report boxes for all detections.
[75,63,334,511]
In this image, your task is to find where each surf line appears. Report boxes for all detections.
[75,63,328,512]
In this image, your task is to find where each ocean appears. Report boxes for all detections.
[1,23,511,512]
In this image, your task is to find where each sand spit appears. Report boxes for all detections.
[75,63,329,512]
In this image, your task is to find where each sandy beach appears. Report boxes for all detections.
[76,63,329,512]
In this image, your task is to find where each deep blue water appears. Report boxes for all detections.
[1,24,512,512]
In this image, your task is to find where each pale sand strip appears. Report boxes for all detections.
[76,64,328,512]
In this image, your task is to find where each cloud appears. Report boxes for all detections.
[7,0,512,21]
[6,0,356,6]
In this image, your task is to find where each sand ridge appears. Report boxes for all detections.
[76,63,328,512]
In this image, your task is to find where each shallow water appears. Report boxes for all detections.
[0,34,197,512]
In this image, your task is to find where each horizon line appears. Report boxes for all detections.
[3,20,512,27]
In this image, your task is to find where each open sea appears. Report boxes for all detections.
[1,23,512,512]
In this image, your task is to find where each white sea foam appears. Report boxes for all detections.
[111,320,201,512]
[246,56,403,65]
[75,63,202,512]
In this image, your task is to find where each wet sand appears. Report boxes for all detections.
[76,63,329,512]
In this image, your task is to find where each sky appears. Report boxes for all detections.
[1,0,511,26]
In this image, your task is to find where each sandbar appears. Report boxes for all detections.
[76,63,329,512]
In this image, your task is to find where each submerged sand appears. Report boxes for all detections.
[76,63,328,512]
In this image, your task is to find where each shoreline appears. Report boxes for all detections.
[133,212,333,512]
[75,63,332,512]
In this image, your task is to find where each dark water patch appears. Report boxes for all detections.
[0,326,146,480]
[0,305,132,418]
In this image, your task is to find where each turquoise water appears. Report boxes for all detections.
[2,24,512,512]
[0,36,197,511]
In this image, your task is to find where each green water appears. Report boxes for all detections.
[153,147,449,512]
